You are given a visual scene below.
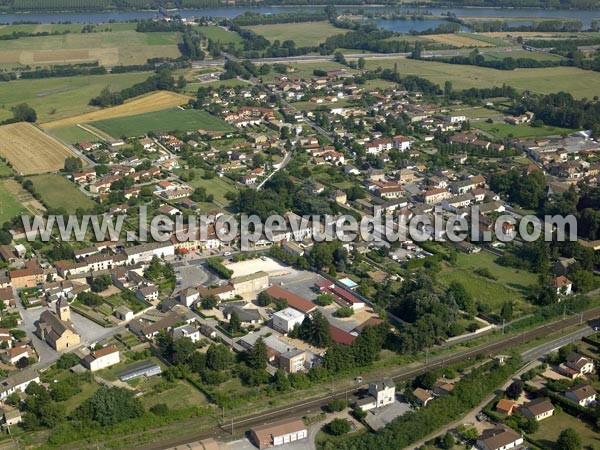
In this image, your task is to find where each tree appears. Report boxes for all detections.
[336,306,354,318]
[315,293,334,306]
[201,295,218,310]
[79,386,143,426]
[257,291,272,307]
[172,337,196,366]
[500,301,513,321]
[206,344,232,371]
[357,57,366,69]
[556,428,582,450]
[89,274,111,293]
[327,398,347,413]
[506,380,523,400]
[64,156,83,173]
[248,337,268,370]
[325,418,351,436]
[438,432,455,450]
[229,311,241,333]
[11,103,37,123]
[351,405,367,421]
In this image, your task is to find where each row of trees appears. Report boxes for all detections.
[89,67,177,107]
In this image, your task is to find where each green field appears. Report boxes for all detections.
[439,251,538,317]
[90,108,233,138]
[26,174,95,214]
[0,72,151,123]
[530,412,600,449]
[244,21,343,47]
[363,57,600,98]
[0,182,27,223]
[48,125,101,145]
[483,50,566,62]
[475,121,576,139]
[0,22,137,37]
[199,25,243,45]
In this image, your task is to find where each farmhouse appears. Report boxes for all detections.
[9,262,44,289]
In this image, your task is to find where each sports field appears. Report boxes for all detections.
[26,174,95,214]
[474,121,576,139]
[41,91,192,129]
[0,30,181,67]
[47,125,101,145]
[243,21,343,47]
[363,57,600,98]
[0,72,151,123]
[0,123,77,174]
[89,108,233,138]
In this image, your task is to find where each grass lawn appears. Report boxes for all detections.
[530,412,600,449]
[182,78,249,96]
[90,108,233,138]
[438,252,538,316]
[452,106,503,119]
[48,125,101,145]
[243,21,343,47]
[475,121,576,139]
[362,57,600,99]
[0,72,151,123]
[0,182,27,223]
[26,174,95,214]
[185,172,239,207]
[0,160,14,177]
[62,380,101,413]
[141,378,209,410]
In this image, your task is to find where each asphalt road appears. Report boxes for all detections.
[131,305,600,450]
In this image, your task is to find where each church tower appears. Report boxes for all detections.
[57,297,71,322]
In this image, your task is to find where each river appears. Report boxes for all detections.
[0,6,597,32]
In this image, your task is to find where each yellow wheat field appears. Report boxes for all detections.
[0,122,77,174]
[41,91,192,129]
[427,34,495,47]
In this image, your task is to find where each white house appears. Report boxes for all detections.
[272,308,305,334]
[393,135,411,151]
[0,370,40,401]
[476,425,523,450]
[82,346,120,372]
[565,384,597,407]
[172,325,200,343]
